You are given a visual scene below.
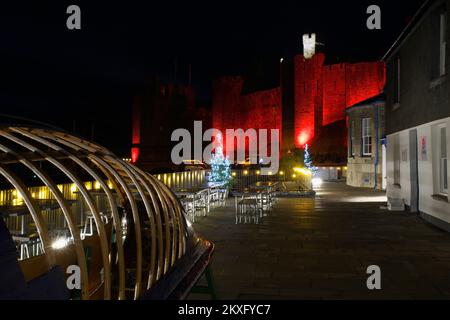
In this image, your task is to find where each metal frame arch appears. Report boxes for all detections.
[15,128,126,299]
[32,130,143,298]
[28,129,129,206]
[130,165,183,265]
[0,163,54,266]
[101,157,165,282]
[153,176,187,258]
[105,156,172,274]
[0,129,112,299]
[54,130,170,279]
[86,155,143,299]
[151,174,187,257]
[0,142,90,300]
[120,163,165,287]
[132,166,187,258]
[50,130,113,155]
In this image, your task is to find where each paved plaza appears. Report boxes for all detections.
[190,182,450,300]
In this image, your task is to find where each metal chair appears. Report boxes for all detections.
[237,198,260,224]
[180,197,196,223]
[194,190,209,217]
[82,214,95,239]
[208,187,220,209]
[218,188,229,207]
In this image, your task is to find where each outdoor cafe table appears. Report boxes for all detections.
[232,189,264,215]
[174,187,211,216]
[251,182,278,203]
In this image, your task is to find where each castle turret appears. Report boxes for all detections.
[302,33,316,59]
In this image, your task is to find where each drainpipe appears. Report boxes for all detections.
[374,103,379,190]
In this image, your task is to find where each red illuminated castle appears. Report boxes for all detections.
[212,45,385,164]
[131,37,385,170]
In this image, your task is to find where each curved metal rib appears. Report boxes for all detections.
[13,128,126,299]
[0,129,111,300]
[21,131,125,300]
[0,142,90,299]
[0,163,54,267]
[0,125,196,300]
[121,163,163,286]
[86,155,143,299]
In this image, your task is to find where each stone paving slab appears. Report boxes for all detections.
[188,182,450,300]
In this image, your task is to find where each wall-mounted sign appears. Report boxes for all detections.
[420,136,427,161]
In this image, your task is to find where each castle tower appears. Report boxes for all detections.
[303,33,316,59]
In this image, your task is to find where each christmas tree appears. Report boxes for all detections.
[208,133,232,184]
[303,144,317,173]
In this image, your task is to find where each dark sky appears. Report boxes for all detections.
[0,0,425,156]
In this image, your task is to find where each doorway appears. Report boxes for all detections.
[409,129,419,213]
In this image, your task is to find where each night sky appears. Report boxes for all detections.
[0,0,425,156]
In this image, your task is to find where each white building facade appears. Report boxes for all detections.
[386,118,450,228]
[384,0,450,230]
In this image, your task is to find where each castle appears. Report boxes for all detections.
[132,35,386,171]
[212,35,386,165]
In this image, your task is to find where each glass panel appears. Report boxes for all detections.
[362,118,372,155]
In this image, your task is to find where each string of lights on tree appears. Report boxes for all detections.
[207,133,232,184]
[303,144,317,174]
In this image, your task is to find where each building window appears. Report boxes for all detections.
[349,120,355,157]
[393,134,401,186]
[393,57,401,105]
[362,118,372,156]
[440,10,447,76]
[439,124,448,195]
[432,6,447,78]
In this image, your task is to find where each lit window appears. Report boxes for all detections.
[432,6,447,78]
[362,118,372,156]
